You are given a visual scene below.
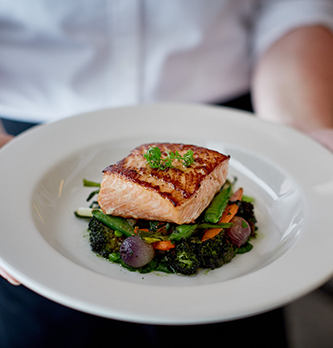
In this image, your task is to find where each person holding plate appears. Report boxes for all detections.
[0,1,333,347]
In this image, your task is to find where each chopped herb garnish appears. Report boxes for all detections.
[143,146,194,170]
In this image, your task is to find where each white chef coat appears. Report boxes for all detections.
[0,0,333,122]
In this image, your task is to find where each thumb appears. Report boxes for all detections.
[0,133,14,148]
[0,267,20,286]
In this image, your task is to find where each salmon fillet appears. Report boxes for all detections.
[97,143,230,225]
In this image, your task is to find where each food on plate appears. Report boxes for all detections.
[76,143,258,275]
[97,143,230,224]
[119,236,155,268]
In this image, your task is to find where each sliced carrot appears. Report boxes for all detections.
[139,228,150,233]
[219,203,239,223]
[134,227,150,235]
[201,188,243,242]
[153,240,175,250]
[230,187,243,202]
[201,227,223,242]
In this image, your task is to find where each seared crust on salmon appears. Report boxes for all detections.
[97,143,230,224]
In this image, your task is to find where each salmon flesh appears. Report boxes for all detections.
[97,143,230,225]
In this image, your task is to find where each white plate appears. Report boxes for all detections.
[1,103,333,325]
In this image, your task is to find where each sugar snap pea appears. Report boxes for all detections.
[204,185,233,223]
[169,224,199,241]
[92,210,135,237]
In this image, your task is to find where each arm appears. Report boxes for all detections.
[252,25,333,151]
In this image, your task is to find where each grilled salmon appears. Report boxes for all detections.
[97,143,230,224]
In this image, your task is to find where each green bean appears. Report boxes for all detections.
[241,195,255,203]
[92,210,135,237]
[114,230,124,237]
[198,222,233,229]
[204,185,233,223]
[236,242,253,254]
[83,178,101,187]
[86,189,100,202]
[109,253,121,262]
[83,178,100,201]
[169,224,199,241]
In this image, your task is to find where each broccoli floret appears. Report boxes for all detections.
[88,217,125,259]
[165,233,236,275]
[236,201,257,237]
[166,240,201,275]
[196,233,236,270]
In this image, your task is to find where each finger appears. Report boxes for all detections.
[0,133,14,148]
[0,267,21,286]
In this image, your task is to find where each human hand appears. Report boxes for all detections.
[1,124,19,285]
[0,266,20,286]
[309,128,333,153]
[0,120,14,148]
[0,133,13,148]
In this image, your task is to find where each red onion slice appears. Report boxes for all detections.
[226,216,251,248]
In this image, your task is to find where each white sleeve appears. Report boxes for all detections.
[252,0,333,61]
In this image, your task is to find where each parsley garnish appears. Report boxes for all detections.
[143,146,195,170]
